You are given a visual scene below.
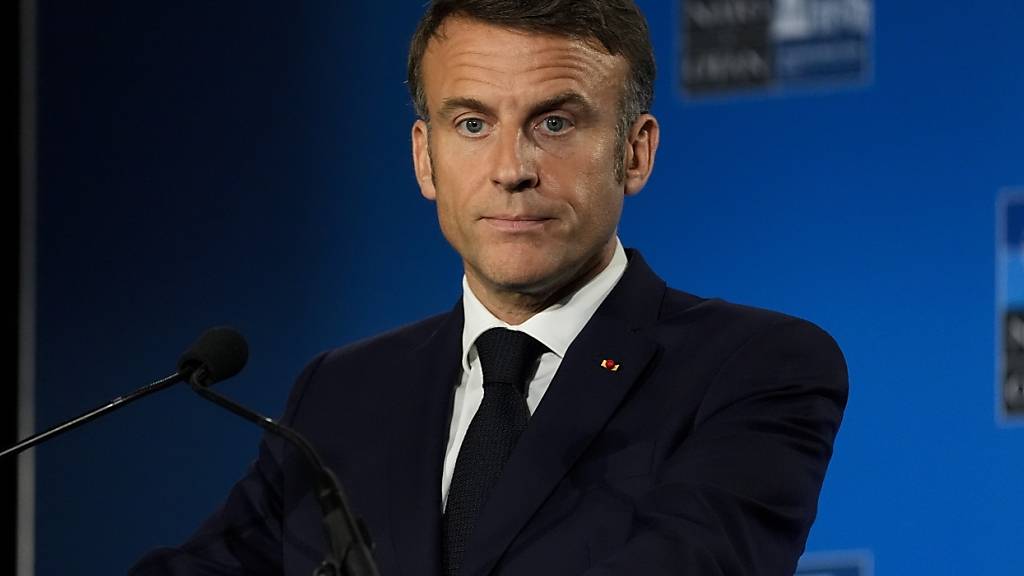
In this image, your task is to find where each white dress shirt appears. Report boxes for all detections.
[441,238,629,510]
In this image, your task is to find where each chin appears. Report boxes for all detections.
[481,259,562,294]
[488,270,553,293]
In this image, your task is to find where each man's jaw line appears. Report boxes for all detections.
[461,239,616,325]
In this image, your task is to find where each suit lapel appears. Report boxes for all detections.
[387,304,464,576]
[458,251,666,576]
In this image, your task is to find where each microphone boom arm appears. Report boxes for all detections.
[189,369,380,576]
[0,372,184,459]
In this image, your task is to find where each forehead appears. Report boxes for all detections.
[420,17,627,114]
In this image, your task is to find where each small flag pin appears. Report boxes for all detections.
[600,359,621,372]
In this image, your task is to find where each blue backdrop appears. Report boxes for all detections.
[32,1,1023,574]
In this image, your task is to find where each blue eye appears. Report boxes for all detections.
[542,116,571,134]
[458,118,487,135]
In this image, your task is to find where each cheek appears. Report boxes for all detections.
[434,130,486,174]
[538,132,613,169]
[434,191,462,240]
[574,179,624,232]
[556,146,625,229]
[431,173,479,252]
[550,131,618,182]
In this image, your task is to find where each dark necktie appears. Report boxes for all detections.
[442,327,547,576]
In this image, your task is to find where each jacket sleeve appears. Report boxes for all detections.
[585,318,849,575]
[128,352,330,576]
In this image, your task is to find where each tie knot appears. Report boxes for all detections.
[473,328,547,394]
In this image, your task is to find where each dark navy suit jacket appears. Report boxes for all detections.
[132,251,848,575]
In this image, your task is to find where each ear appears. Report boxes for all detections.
[622,113,660,197]
[412,119,437,200]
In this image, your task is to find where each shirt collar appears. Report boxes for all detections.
[460,238,628,372]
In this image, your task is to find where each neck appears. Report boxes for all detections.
[466,242,616,325]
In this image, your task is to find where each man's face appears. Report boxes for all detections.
[412,18,657,304]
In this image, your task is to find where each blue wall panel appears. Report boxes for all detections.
[31,1,1023,573]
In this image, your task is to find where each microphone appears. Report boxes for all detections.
[177,325,249,387]
[0,326,244,459]
[181,330,379,576]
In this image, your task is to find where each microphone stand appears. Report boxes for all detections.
[188,368,380,576]
[0,373,184,459]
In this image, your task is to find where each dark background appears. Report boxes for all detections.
[18,0,1024,574]
[8,0,26,573]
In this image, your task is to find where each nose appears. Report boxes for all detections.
[490,128,538,192]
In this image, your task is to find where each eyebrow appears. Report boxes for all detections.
[527,91,596,120]
[435,90,597,122]
[437,97,495,121]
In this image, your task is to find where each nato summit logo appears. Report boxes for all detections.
[997,190,1024,424]
[682,0,873,96]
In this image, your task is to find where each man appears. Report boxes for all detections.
[133,1,847,574]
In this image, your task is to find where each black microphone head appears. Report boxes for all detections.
[177,326,249,386]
